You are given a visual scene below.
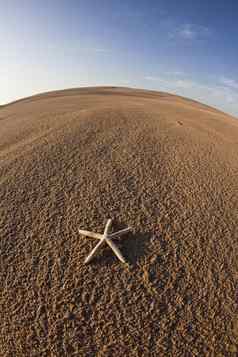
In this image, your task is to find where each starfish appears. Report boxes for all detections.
[78,219,131,264]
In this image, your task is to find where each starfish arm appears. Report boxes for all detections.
[109,227,131,239]
[106,238,126,263]
[84,238,105,264]
[78,229,103,240]
[103,219,112,236]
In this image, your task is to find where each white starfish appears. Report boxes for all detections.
[78,219,131,264]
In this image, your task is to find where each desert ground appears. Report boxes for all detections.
[0,87,238,356]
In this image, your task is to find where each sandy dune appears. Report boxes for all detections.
[0,87,238,356]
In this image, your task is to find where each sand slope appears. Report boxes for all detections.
[0,87,238,356]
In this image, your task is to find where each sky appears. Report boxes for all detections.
[1,0,238,117]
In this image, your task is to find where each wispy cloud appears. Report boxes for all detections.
[174,79,195,88]
[169,24,211,40]
[80,47,112,54]
[144,76,174,87]
[166,71,185,76]
[118,79,132,85]
[220,76,238,90]
[94,48,111,53]
[144,76,162,81]
[90,48,112,53]
[144,75,195,89]
[144,73,238,115]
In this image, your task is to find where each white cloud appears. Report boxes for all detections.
[174,79,194,88]
[144,76,175,87]
[80,47,112,54]
[220,77,238,90]
[144,75,196,89]
[144,73,238,117]
[179,24,196,39]
[91,48,111,53]
[169,24,211,40]
[144,76,161,81]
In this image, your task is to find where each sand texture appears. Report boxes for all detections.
[0,87,238,356]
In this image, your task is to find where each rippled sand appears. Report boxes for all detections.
[0,87,238,356]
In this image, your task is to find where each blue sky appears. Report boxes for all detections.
[1,0,238,117]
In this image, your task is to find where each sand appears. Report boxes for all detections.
[0,87,238,356]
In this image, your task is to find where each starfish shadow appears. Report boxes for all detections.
[123,231,151,265]
[92,220,151,266]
